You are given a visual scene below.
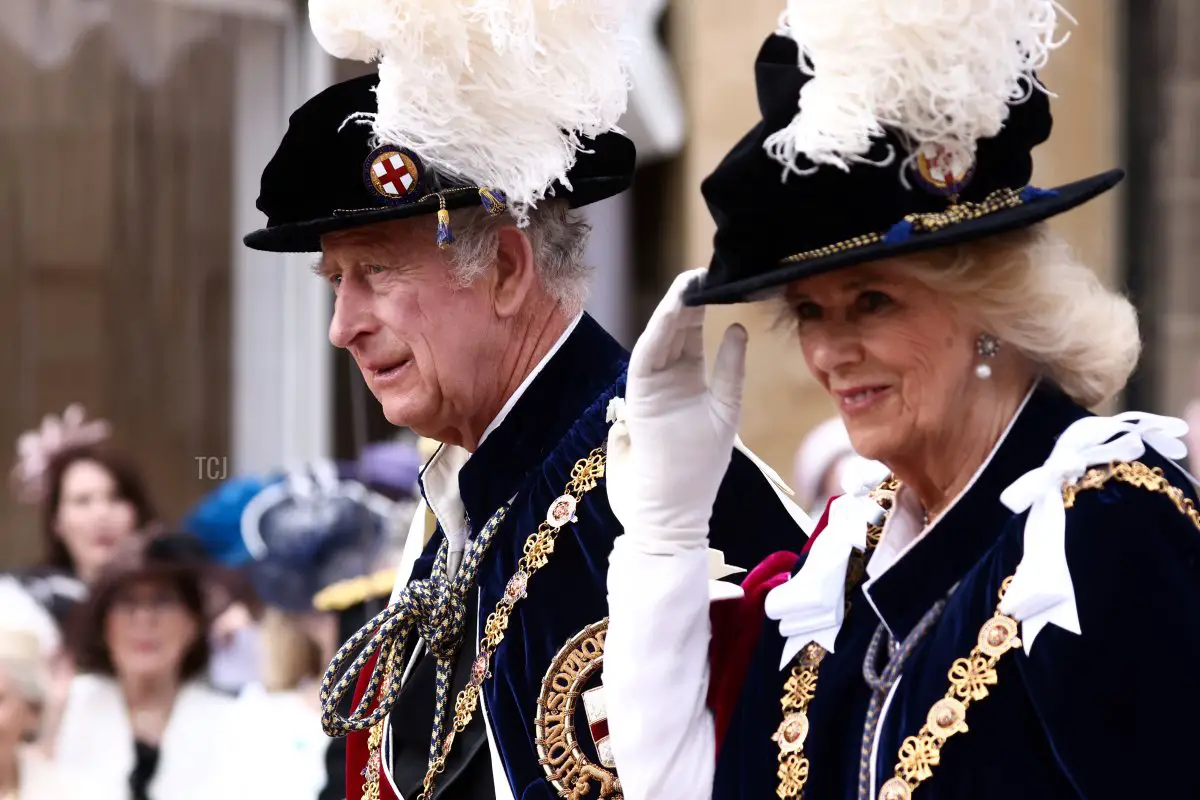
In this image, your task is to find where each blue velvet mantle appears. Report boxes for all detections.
[381,314,806,799]
[714,383,1200,799]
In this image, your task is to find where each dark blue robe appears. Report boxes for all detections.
[371,314,806,799]
[713,383,1200,799]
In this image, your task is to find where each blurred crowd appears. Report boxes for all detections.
[0,405,424,800]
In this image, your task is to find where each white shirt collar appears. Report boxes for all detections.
[419,314,584,562]
[478,313,583,445]
[864,486,927,581]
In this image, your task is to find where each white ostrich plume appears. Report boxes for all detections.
[767,0,1072,180]
[308,0,633,222]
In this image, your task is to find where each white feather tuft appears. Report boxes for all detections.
[309,0,633,222]
[768,0,1072,179]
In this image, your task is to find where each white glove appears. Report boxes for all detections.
[609,268,748,544]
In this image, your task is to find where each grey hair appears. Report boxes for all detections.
[446,199,593,316]
[895,224,1141,408]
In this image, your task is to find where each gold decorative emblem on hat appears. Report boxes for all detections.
[914,143,975,196]
[534,619,622,799]
[364,145,423,204]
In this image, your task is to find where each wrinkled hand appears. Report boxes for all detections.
[608,269,748,544]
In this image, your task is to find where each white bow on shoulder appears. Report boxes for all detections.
[998,412,1191,654]
[765,458,892,667]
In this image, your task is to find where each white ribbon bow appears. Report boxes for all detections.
[765,458,892,668]
[998,412,1190,654]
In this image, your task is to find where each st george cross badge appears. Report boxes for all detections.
[581,686,615,769]
[913,142,975,197]
[363,145,424,205]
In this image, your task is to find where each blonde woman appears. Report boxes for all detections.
[0,579,117,799]
[602,7,1200,800]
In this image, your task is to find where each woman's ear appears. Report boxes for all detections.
[492,226,537,319]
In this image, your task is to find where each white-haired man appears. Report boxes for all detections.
[243,65,808,800]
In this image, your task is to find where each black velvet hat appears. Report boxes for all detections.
[684,34,1123,306]
[244,75,636,254]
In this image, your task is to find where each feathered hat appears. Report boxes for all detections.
[10,404,112,505]
[685,0,1122,305]
[244,0,636,253]
[238,460,401,612]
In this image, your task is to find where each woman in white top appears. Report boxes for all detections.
[54,534,247,800]
[0,578,118,800]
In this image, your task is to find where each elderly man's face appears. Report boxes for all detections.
[321,218,506,443]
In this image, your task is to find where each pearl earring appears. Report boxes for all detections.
[975,333,1000,379]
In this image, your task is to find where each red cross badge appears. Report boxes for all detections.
[913,142,975,197]
[581,686,616,769]
[363,145,424,205]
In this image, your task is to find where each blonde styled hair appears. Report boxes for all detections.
[894,224,1140,408]
[259,608,325,693]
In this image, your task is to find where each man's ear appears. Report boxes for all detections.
[492,226,537,319]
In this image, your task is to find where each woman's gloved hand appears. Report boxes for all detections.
[607,268,748,545]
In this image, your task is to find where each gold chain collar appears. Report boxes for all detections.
[777,462,1200,800]
[361,447,606,800]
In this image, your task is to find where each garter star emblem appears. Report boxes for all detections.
[363,144,424,205]
[913,142,974,197]
[535,619,622,799]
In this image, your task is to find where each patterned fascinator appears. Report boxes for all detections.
[10,404,112,505]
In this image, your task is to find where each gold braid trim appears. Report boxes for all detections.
[876,461,1200,800]
[775,477,900,800]
[779,187,1030,264]
[314,569,399,612]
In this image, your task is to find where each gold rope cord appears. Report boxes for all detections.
[876,461,1200,800]
[775,477,901,799]
[359,447,607,800]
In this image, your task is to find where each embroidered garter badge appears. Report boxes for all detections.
[535,619,622,799]
[363,145,424,205]
[913,142,975,197]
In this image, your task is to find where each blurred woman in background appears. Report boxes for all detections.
[0,578,115,799]
[54,533,243,800]
[232,455,416,800]
[9,405,157,628]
